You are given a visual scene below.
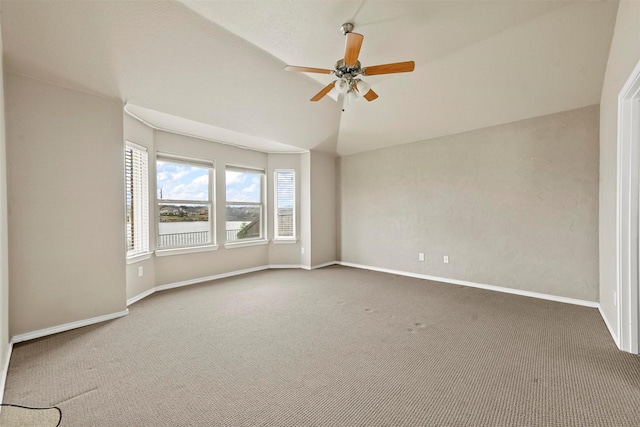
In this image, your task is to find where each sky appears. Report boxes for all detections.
[156,161,261,202]
[225,170,261,203]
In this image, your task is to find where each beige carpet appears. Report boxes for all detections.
[4,266,640,426]
[0,404,61,426]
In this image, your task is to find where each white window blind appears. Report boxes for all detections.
[274,170,295,239]
[125,142,149,257]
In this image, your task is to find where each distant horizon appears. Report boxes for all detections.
[156,161,261,203]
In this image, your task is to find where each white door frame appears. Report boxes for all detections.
[617,58,640,354]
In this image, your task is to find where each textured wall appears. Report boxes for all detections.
[599,1,640,337]
[338,105,599,301]
[300,152,311,268]
[0,16,9,380]
[5,74,126,336]
[310,151,336,267]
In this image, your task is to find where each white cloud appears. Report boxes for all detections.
[157,162,209,201]
[225,171,245,185]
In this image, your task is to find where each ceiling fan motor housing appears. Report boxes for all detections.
[334,59,362,78]
[340,23,354,35]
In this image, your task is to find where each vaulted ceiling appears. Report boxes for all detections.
[1,1,618,156]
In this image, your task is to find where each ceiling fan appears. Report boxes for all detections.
[285,23,415,103]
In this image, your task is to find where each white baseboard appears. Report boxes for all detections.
[130,263,339,305]
[269,264,302,269]
[127,287,156,306]
[337,261,599,308]
[599,305,620,349]
[155,265,270,293]
[11,309,130,344]
[312,261,338,270]
[128,266,274,307]
[129,266,277,305]
[301,261,338,271]
[0,341,13,405]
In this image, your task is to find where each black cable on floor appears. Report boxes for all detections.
[0,403,62,427]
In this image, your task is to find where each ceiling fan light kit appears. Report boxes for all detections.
[285,23,415,107]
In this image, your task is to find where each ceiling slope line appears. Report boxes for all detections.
[123,104,308,155]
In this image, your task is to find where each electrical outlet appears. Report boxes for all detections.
[418,253,425,261]
[301,247,305,255]
[443,255,449,264]
[138,266,144,277]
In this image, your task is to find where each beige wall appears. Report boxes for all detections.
[298,151,337,269]
[310,151,336,267]
[0,16,9,376]
[599,1,640,336]
[300,152,311,268]
[338,105,600,301]
[5,74,126,336]
[124,114,156,301]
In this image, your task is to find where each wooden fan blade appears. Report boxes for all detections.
[285,65,333,74]
[363,61,415,76]
[310,81,336,102]
[344,32,364,66]
[363,88,378,101]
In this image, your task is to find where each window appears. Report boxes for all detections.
[157,155,214,250]
[225,166,265,242]
[274,170,295,240]
[125,142,150,259]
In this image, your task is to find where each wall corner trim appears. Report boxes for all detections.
[337,261,599,308]
[0,341,13,405]
[11,309,130,344]
[599,304,621,349]
[311,261,338,270]
[127,287,156,307]
[301,261,338,271]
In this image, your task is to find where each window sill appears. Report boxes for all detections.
[224,239,269,249]
[272,239,298,245]
[155,245,219,257]
[126,252,152,264]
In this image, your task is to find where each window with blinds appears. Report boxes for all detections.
[225,165,265,242]
[125,142,150,258]
[274,170,295,239]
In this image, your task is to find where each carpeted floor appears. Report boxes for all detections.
[0,404,61,427]
[4,266,640,426]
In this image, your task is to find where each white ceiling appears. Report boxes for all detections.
[1,1,618,156]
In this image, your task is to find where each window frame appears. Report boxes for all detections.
[125,141,150,262]
[273,169,296,242]
[224,164,267,248]
[155,153,217,256]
